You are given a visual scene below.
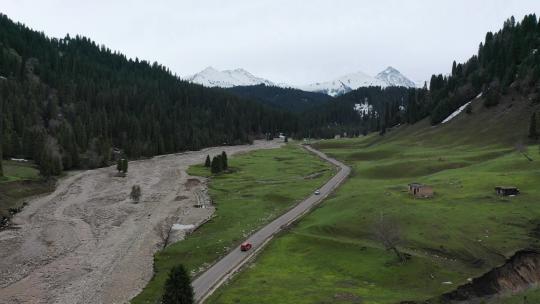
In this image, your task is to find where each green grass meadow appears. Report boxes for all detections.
[207,135,540,304]
[0,160,41,183]
[132,144,334,303]
[0,160,50,219]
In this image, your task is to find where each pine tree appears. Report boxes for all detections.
[122,159,128,174]
[204,155,211,167]
[221,151,228,170]
[0,101,4,176]
[162,265,194,304]
[0,146,3,177]
[211,156,221,174]
[380,106,388,136]
[529,112,538,140]
[117,159,123,172]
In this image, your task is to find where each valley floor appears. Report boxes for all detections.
[207,136,540,304]
[0,140,280,304]
[132,143,334,303]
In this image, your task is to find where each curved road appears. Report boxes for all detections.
[192,144,351,303]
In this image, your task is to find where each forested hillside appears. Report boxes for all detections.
[299,14,540,139]
[412,14,540,125]
[226,84,332,112]
[0,14,295,176]
[296,86,419,138]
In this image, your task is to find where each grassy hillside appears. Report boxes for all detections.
[207,95,540,303]
[384,91,540,147]
[132,144,334,303]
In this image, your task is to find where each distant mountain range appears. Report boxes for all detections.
[187,66,417,96]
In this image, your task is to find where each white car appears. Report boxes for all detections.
[314,190,321,195]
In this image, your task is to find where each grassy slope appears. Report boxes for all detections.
[132,144,334,303]
[208,95,540,303]
[0,160,50,218]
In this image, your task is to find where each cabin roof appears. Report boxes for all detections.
[495,186,519,190]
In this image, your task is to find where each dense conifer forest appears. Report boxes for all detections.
[226,84,332,112]
[296,86,418,138]
[0,14,295,176]
[414,14,540,125]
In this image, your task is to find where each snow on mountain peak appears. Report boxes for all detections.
[375,66,416,88]
[298,70,386,97]
[187,66,417,94]
[300,67,416,97]
[187,67,274,88]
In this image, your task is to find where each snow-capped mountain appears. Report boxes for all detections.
[300,67,416,97]
[375,66,416,88]
[187,66,417,95]
[187,67,274,88]
[298,71,387,97]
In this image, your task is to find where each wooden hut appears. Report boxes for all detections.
[408,183,434,198]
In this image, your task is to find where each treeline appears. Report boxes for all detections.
[0,13,295,176]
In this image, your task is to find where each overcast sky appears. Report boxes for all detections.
[1,0,539,85]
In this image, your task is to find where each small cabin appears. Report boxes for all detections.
[495,186,520,196]
[408,183,434,198]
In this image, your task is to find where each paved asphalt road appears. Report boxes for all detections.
[192,144,351,303]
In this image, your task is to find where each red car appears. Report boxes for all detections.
[240,242,252,251]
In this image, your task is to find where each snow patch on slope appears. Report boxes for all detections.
[441,93,482,124]
[354,102,373,116]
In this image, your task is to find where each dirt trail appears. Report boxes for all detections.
[0,140,281,304]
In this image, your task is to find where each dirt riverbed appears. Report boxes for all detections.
[0,140,281,304]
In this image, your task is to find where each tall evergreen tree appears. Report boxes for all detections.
[0,96,3,177]
[122,159,128,174]
[162,265,194,304]
[529,112,538,140]
[0,146,3,177]
[221,151,228,170]
[117,159,123,172]
[204,155,211,167]
[211,155,222,174]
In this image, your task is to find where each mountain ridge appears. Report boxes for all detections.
[188,66,417,96]
[299,67,417,96]
[186,67,274,88]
